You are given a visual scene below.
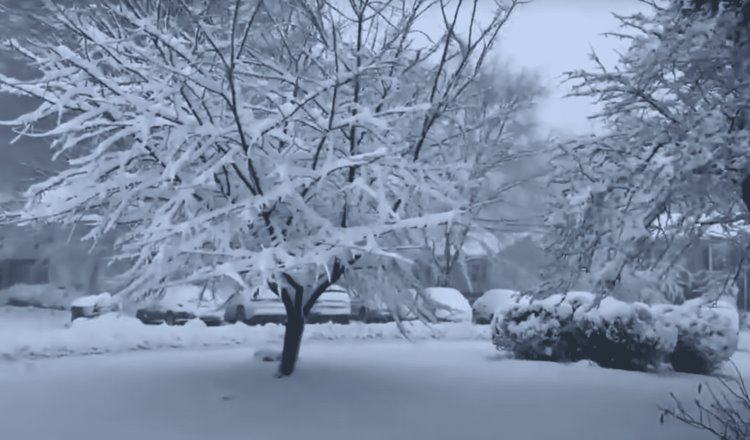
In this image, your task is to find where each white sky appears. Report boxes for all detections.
[496,0,648,136]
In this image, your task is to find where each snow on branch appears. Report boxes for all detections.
[1,0,526,300]
[543,0,750,300]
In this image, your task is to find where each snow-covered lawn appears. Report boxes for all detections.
[0,340,745,440]
[0,306,490,361]
[4,304,750,363]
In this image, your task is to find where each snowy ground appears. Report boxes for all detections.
[1,306,748,439]
[3,303,750,360]
[0,340,744,440]
[0,306,489,361]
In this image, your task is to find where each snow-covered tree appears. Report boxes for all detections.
[0,0,523,375]
[417,64,544,289]
[543,0,750,301]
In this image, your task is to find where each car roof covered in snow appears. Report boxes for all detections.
[475,289,521,308]
[423,287,470,311]
[70,292,114,308]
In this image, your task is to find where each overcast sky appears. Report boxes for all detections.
[498,0,647,136]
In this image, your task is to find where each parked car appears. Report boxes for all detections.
[224,287,287,325]
[349,288,395,323]
[416,287,472,322]
[308,284,351,324]
[350,287,421,322]
[70,292,121,321]
[472,289,528,324]
[135,285,225,326]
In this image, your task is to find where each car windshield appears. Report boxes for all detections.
[251,287,279,300]
[161,286,221,308]
[319,285,349,302]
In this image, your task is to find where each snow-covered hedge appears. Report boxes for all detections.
[0,314,491,361]
[493,292,738,374]
[655,298,740,374]
[492,291,595,362]
[573,298,677,371]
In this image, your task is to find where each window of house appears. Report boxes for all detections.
[467,259,487,285]
[701,240,738,272]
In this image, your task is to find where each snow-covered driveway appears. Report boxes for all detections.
[0,340,739,440]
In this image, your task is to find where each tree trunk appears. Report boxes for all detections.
[272,269,347,377]
[277,308,305,377]
[87,253,101,295]
[741,175,750,214]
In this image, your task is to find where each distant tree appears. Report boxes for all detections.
[542,0,750,300]
[0,0,524,376]
[415,64,545,289]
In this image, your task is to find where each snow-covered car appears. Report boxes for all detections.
[70,292,121,321]
[224,287,287,325]
[472,289,529,324]
[417,287,472,322]
[308,284,351,324]
[135,285,225,326]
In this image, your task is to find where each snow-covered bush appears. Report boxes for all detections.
[495,292,677,370]
[492,291,595,361]
[656,298,740,374]
[495,288,738,374]
[473,289,530,325]
[573,298,677,371]
[492,292,677,370]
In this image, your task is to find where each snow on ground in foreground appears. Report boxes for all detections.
[0,308,489,361]
[1,341,745,440]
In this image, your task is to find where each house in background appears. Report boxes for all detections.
[422,153,551,301]
[0,192,48,289]
[411,227,548,303]
[0,190,119,296]
[436,220,750,310]
[0,227,50,289]
[654,215,750,310]
[683,235,750,310]
[452,235,548,301]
